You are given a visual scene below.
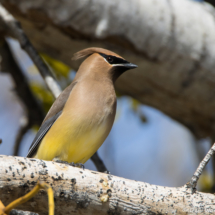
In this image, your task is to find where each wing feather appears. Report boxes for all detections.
[26,111,62,157]
[26,81,78,158]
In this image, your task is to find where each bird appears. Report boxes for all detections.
[26,47,137,165]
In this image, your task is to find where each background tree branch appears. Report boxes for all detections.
[0,4,61,98]
[0,38,45,155]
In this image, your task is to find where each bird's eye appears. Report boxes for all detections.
[107,56,114,63]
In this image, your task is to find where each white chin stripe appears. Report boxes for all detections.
[111,64,124,67]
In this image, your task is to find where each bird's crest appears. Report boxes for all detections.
[72,47,123,60]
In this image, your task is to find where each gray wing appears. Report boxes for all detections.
[26,111,62,157]
[26,81,77,158]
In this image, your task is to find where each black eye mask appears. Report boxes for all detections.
[99,53,129,65]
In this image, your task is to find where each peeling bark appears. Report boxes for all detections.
[0,155,215,215]
[1,0,215,138]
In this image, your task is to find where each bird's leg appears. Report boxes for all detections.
[78,163,85,170]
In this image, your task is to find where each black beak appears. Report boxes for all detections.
[123,63,138,69]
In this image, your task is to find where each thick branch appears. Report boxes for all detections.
[0,155,215,215]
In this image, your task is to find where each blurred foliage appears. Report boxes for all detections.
[198,171,214,193]
[131,99,139,112]
[27,53,73,115]
[30,82,54,113]
[116,91,147,123]
[40,53,70,79]
[115,90,123,98]
[130,98,147,123]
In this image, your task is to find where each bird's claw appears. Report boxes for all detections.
[53,159,69,165]
[69,162,85,170]
[53,159,84,170]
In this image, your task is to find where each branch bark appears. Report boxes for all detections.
[0,155,215,215]
[1,0,215,138]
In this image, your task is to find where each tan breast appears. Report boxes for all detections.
[64,78,116,131]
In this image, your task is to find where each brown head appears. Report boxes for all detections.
[72,47,137,82]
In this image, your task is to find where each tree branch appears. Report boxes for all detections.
[0,4,61,98]
[0,155,214,215]
[187,142,215,191]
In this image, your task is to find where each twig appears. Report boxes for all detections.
[0,4,61,98]
[41,183,54,215]
[187,142,215,190]
[91,152,108,172]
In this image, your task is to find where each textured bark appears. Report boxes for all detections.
[0,155,215,215]
[1,0,215,138]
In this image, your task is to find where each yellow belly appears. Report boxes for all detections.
[34,111,112,164]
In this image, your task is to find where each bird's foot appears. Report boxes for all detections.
[53,158,69,165]
[69,162,85,170]
[53,158,84,170]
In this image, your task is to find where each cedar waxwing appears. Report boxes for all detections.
[27,47,137,164]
